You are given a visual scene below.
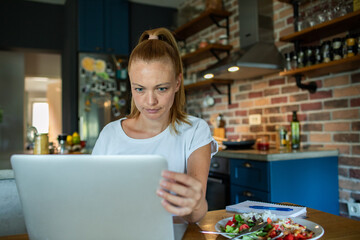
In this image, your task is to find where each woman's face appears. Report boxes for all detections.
[128,59,180,122]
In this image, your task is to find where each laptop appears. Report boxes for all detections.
[11,154,187,240]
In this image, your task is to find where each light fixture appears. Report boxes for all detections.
[228,66,239,72]
[204,73,214,79]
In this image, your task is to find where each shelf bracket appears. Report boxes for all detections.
[209,15,230,37]
[295,74,317,93]
[211,83,232,105]
[209,48,231,62]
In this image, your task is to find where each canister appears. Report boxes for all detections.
[33,133,49,154]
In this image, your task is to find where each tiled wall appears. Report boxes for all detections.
[180,0,360,218]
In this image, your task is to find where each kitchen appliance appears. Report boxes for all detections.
[78,53,131,151]
[199,0,284,80]
[206,156,231,210]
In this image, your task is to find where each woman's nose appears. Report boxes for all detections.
[147,92,158,105]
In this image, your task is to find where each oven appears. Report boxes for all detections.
[206,156,231,211]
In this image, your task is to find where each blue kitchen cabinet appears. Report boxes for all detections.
[78,0,129,55]
[230,156,339,215]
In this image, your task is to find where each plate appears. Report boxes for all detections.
[215,216,324,239]
[222,140,256,150]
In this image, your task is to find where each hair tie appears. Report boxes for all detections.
[148,34,158,40]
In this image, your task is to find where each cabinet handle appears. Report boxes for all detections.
[211,162,219,168]
[208,177,223,184]
[242,191,254,197]
[243,162,252,168]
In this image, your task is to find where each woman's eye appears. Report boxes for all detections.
[135,88,143,92]
[158,87,168,92]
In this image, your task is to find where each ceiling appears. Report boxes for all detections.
[26,0,183,8]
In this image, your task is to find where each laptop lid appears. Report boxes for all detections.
[11,154,175,240]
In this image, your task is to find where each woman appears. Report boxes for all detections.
[92,27,218,223]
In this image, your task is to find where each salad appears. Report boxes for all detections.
[220,212,315,240]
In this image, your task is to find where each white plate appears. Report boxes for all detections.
[215,216,324,239]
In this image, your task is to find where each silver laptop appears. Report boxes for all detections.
[11,154,187,240]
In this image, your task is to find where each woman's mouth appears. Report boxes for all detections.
[146,108,160,114]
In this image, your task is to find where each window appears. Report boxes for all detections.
[32,102,49,134]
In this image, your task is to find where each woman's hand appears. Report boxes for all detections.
[156,170,206,219]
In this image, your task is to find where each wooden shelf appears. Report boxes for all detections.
[181,43,232,66]
[174,9,231,41]
[280,55,360,78]
[280,10,360,43]
[185,79,234,104]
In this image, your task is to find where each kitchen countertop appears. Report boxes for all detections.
[215,147,339,161]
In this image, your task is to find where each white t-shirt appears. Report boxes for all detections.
[92,115,218,173]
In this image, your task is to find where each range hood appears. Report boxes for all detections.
[199,0,284,80]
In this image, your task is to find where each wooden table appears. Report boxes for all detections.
[1,208,360,240]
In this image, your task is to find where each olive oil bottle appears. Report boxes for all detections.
[291,111,300,150]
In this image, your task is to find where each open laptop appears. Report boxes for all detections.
[11,154,187,240]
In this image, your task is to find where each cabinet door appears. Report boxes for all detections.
[230,159,269,192]
[78,0,105,52]
[230,185,269,204]
[104,0,129,55]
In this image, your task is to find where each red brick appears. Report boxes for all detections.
[228,103,239,109]
[351,98,360,107]
[272,96,288,104]
[239,84,251,92]
[264,107,280,114]
[309,112,331,121]
[281,105,300,113]
[235,93,247,101]
[339,156,360,166]
[302,123,323,132]
[350,169,360,179]
[333,134,359,143]
[269,78,285,86]
[333,109,359,120]
[250,125,263,132]
[334,85,360,98]
[324,122,350,131]
[309,90,332,100]
[352,72,360,83]
[249,109,262,115]
[264,88,280,96]
[338,168,349,177]
[282,85,299,94]
[353,145,360,155]
[226,127,235,133]
[290,93,308,102]
[301,102,322,111]
[353,122,360,131]
[324,99,348,109]
[323,75,349,87]
[249,91,263,98]
[269,116,287,123]
[235,110,247,116]
[229,119,240,125]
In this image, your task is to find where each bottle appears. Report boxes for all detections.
[58,134,68,154]
[276,126,287,150]
[291,111,300,150]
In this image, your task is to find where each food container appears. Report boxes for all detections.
[33,133,49,154]
[257,135,269,151]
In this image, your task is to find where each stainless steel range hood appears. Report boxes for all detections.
[199,0,284,80]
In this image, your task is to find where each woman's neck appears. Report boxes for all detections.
[122,115,169,139]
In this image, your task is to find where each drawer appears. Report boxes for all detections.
[230,159,269,191]
[230,185,270,204]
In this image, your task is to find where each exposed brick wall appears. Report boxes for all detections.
[180,0,360,218]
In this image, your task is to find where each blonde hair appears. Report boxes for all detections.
[127,27,190,133]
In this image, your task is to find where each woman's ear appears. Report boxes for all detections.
[175,73,182,92]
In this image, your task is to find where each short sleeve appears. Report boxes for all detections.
[187,118,218,159]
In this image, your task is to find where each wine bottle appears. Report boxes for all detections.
[291,111,300,150]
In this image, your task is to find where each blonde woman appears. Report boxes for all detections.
[92,28,218,223]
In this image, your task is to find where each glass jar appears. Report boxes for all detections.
[314,46,322,64]
[276,126,287,150]
[305,47,315,66]
[291,51,298,69]
[34,133,49,154]
[321,41,332,63]
[346,35,357,57]
[284,52,292,71]
[332,38,342,60]
[297,48,305,68]
[57,134,68,154]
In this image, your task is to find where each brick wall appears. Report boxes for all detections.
[181,0,360,218]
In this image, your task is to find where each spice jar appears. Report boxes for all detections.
[198,38,208,48]
[284,52,292,71]
[219,35,229,45]
[297,48,305,68]
[346,35,357,57]
[314,46,322,64]
[332,38,343,60]
[321,41,332,63]
[305,47,315,66]
[291,51,298,69]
